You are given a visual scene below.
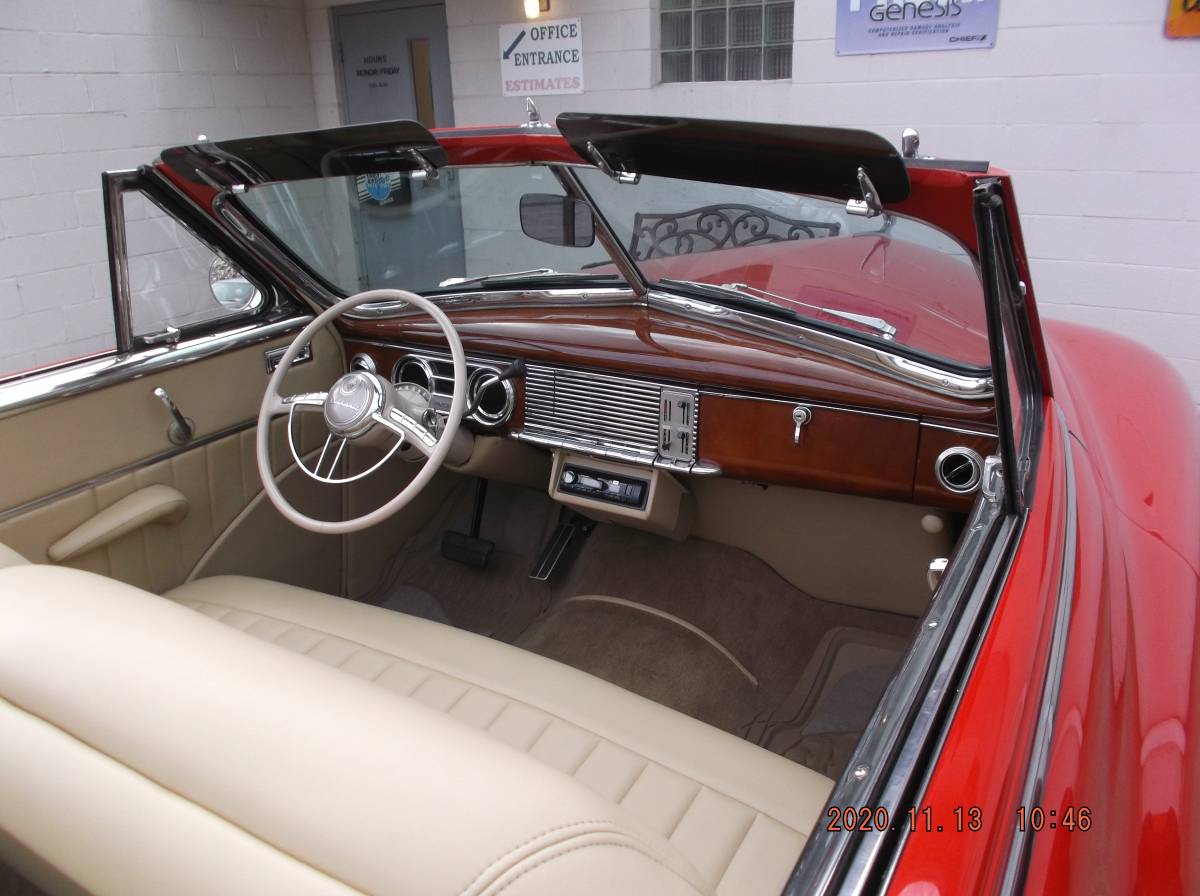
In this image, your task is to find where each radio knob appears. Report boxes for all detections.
[562,470,577,485]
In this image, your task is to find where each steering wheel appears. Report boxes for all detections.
[256,289,466,535]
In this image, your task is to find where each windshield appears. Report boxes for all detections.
[240,160,988,371]
[239,165,621,295]
[576,170,989,369]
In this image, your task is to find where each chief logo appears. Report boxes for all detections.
[324,373,380,432]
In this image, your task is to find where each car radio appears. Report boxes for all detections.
[557,464,648,509]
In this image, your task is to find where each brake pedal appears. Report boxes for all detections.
[529,510,595,582]
[440,478,494,569]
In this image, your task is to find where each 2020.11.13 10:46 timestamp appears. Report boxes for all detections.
[825,805,984,833]
[1015,806,1092,832]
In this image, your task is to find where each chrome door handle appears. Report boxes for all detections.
[792,405,812,445]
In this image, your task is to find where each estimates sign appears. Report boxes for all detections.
[499,18,584,97]
[1166,0,1200,38]
[836,0,1000,55]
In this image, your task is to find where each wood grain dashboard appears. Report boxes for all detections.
[340,304,996,511]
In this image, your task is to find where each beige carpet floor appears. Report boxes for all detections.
[364,483,918,778]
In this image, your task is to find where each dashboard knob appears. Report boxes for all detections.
[562,470,577,485]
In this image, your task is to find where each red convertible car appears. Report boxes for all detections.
[0,113,1196,896]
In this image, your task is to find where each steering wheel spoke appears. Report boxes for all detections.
[257,289,468,534]
[266,390,327,416]
[375,407,439,459]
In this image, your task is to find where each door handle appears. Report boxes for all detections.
[141,326,182,347]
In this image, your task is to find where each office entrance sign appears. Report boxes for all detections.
[499,18,584,96]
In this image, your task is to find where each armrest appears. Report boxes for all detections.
[49,485,189,563]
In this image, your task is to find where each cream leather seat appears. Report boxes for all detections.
[0,563,833,896]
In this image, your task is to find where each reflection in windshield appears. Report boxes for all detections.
[575,170,989,369]
[239,166,619,296]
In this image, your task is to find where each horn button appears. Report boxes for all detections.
[323,372,385,438]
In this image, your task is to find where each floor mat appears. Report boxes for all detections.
[743,627,910,778]
[360,480,560,642]
[362,485,918,780]
[522,523,918,775]
[518,595,760,733]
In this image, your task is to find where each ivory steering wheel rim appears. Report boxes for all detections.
[256,289,467,535]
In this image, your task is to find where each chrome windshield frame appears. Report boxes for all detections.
[197,160,992,401]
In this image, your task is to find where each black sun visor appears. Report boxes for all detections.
[557,113,910,203]
[159,120,448,191]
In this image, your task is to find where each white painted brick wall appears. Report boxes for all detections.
[0,0,317,376]
[4,0,1196,405]
[442,0,1200,403]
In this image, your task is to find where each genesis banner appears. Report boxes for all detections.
[836,0,1000,55]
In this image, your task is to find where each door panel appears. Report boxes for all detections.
[0,328,346,594]
[0,329,339,511]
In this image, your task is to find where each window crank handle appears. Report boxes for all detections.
[154,387,195,445]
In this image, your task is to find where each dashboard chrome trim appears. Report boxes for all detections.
[343,287,991,401]
[920,420,998,439]
[390,347,515,429]
[344,287,638,319]
[510,430,722,477]
[699,390,918,423]
[648,291,993,402]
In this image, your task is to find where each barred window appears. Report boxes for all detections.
[661,0,793,84]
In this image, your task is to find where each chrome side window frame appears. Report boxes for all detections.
[0,167,310,415]
[786,177,1051,895]
[103,169,138,354]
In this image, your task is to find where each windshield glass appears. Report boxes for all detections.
[240,165,621,295]
[576,170,989,369]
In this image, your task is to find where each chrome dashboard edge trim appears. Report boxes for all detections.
[510,430,722,477]
[343,287,638,319]
[344,288,992,403]
[0,314,312,418]
[920,421,999,439]
[699,390,917,423]
[648,291,994,402]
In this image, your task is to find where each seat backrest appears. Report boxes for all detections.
[0,565,710,896]
[0,542,27,571]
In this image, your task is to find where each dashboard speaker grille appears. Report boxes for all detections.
[524,364,689,459]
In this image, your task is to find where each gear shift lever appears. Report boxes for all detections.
[466,359,526,418]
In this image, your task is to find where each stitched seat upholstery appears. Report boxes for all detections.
[164,575,834,895]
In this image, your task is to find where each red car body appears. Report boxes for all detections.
[156,124,1200,895]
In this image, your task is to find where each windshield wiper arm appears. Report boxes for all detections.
[661,279,898,341]
[436,268,622,289]
[723,282,898,341]
[438,268,557,288]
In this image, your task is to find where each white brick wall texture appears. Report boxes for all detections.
[443,0,1200,403]
[0,0,317,377]
[2,0,1197,405]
